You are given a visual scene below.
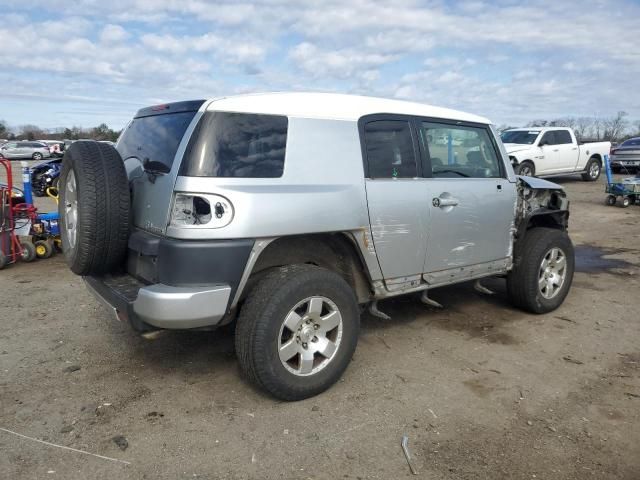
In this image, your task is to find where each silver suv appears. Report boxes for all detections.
[0,141,51,160]
[58,93,574,400]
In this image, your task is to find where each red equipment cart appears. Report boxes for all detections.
[0,159,36,269]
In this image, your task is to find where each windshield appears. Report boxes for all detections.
[621,138,640,147]
[117,111,197,172]
[501,130,540,145]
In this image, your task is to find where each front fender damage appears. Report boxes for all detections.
[513,177,570,257]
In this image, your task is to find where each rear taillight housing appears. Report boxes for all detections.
[170,193,233,228]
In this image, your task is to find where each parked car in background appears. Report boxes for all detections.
[610,137,640,172]
[501,127,610,181]
[0,141,51,160]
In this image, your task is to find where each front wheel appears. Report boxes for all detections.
[582,158,602,182]
[516,161,535,177]
[20,242,36,263]
[35,240,53,259]
[235,264,360,401]
[507,228,574,314]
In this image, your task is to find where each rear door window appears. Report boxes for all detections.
[118,111,198,173]
[180,112,288,178]
[363,120,417,178]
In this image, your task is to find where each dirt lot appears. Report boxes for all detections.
[1,174,639,479]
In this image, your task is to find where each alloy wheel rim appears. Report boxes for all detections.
[278,296,343,376]
[538,247,567,299]
[590,162,600,178]
[521,165,532,176]
[64,169,78,250]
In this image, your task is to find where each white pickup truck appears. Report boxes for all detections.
[501,127,611,182]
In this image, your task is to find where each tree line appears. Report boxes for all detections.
[497,111,640,143]
[0,121,121,143]
[2,111,639,145]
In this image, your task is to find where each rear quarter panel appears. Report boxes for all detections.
[169,117,370,240]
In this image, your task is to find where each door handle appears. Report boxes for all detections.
[552,149,559,152]
[432,197,459,208]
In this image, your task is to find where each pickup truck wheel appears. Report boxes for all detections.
[582,158,601,182]
[516,161,535,177]
[507,227,574,314]
[235,264,359,401]
[58,141,130,275]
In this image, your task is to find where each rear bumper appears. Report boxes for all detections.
[84,275,231,330]
[610,159,640,167]
[83,231,254,331]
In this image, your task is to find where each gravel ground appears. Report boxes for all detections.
[1,173,639,480]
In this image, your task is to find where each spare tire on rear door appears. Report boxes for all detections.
[58,141,130,275]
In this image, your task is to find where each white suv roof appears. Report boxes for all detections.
[506,127,569,132]
[207,92,491,124]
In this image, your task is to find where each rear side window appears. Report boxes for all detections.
[180,112,288,178]
[363,120,417,178]
[117,111,197,173]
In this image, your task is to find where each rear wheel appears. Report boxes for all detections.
[517,161,535,177]
[32,152,43,161]
[235,264,360,401]
[621,196,631,208]
[507,228,574,314]
[58,141,130,275]
[582,157,601,181]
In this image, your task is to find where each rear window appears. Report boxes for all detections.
[180,112,288,178]
[622,138,640,147]
[117,111,198,173]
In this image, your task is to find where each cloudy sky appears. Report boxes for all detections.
[1,0,639,130]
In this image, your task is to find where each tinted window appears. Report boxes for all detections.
[501,130,540,145]
[118,111,197,172]
[539,131,556,145]
[181,112,287,178]
[419,122,502,178]
[555,130,572,144]
[363,120,416,178]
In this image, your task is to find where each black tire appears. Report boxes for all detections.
[32,152,43,160]
[582,157,602,182]
[20,242,36,263]
[0,251,8,269]
[621,196,631,208]
[507,228,574,314]
[516,161,535,177]
[58,141,130,275]
[235,264,360,401]
[34,240,53,259]
[606,195,616,206]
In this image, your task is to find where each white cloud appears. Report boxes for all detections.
[0,0,638,128]
[100,24,130,43]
